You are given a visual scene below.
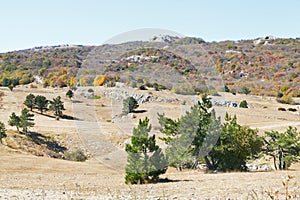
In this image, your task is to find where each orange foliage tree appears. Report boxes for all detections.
[93,75,106,86]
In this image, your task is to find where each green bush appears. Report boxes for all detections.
[278,107,286,111]
[129,81,137,88]
[138,85,147,90]
[153,83,159,91]
[280,85,290,93]
[224,85,230,92]
[210,90,221,96]
[277,92,284,98]
[172,85,197,95]
[241,86,251,95]
[239,100,248,108]
[287,108,297,112]
[65,149,87,162]
[231,89,236,95]
[277,95,293,104]
[123,97,139,114]
[88,95,101,99]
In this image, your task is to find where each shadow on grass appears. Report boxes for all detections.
[151,178,192,184]
[133,109,147,114]
[32,110,81,121]
[28,132,67,153]
[61,114,81,121]
[72,100,83,103]
[32,110,55,119]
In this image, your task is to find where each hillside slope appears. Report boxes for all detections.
[0,37,299,96]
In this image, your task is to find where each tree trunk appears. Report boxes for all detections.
[283,161,286,170]
[279,147,283,170]
[204,156,214,170]
[272,155,277,170]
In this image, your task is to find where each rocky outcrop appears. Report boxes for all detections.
[103,89,183,104]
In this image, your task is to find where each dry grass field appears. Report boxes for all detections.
[0,85,299,199]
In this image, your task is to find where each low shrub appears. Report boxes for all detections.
[65,149,87,162]
[287,108,297,112]
[172,85,197,95]
[139,85,147,90]
[210,90,221,96]
[276,95,293,104]
[231,89,236,95]
[278,107,286,111]
[239,100,248,108]
[89,95,101,100]
[30,84,38,89]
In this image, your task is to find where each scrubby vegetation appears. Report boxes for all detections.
[0,37,299,97]
[64,149,87,162]
[124,96,300,184]
[0,46,93,88]
[123,97,139,114]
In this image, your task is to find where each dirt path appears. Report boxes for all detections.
[72,87,127,171]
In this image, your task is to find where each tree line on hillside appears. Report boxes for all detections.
[124,96,300,184]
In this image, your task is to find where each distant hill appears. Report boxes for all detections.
[0,36,299,96]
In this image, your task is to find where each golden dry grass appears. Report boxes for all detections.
[0,85,299,199]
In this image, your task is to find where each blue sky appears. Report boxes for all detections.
[1,0,299,52]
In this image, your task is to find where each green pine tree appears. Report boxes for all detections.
[264,127,300,170]
[19,108,35,134]
[66,90,74,100]
[24,93,35,111]
[209,113,263,171]
[159,96,262,172]
[49,96,64,117]
[125,117,167,184]
[35,95,48,114]
[160,96,222,169]
[8,112,21,132]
